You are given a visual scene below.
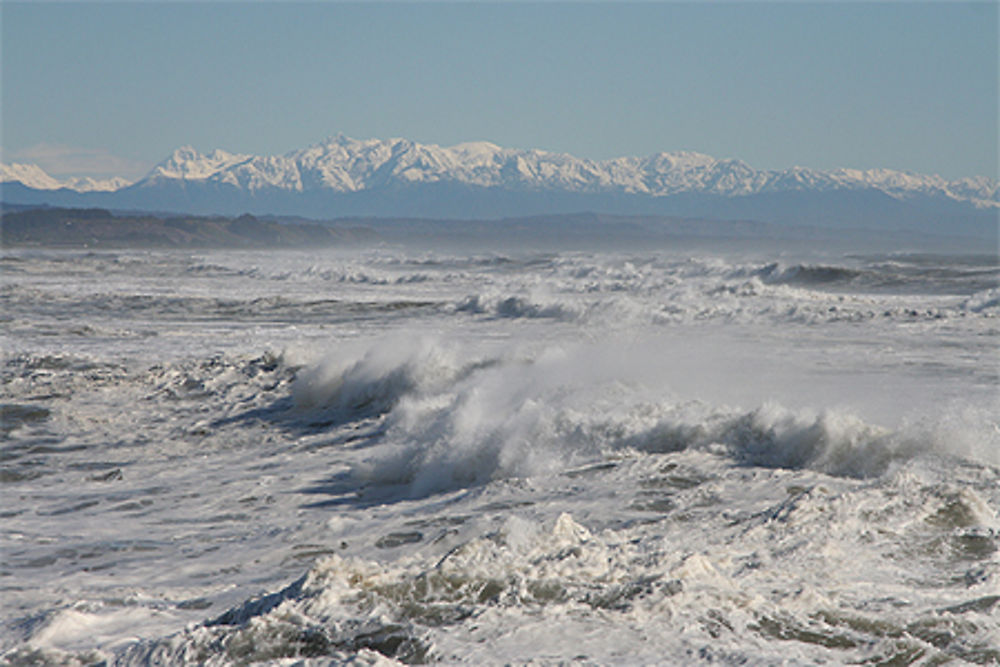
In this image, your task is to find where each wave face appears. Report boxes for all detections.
[2,246,998,665]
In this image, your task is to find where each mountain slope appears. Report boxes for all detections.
[0,163,131,192]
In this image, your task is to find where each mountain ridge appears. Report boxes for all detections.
[5,135,996,206]
[2,136,996,239]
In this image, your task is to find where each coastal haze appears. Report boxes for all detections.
[2,2,998,666]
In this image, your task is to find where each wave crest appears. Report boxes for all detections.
[290,338,994,495]
[291,337,470,423]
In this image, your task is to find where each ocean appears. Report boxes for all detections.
[2,243,998,665]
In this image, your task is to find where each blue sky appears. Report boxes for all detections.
[2,2,996,181]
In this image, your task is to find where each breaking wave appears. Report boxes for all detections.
[754,262,863,286]
[291,336,473,423]
[289,338,999,496]
[961,287,1000,314]
[454,293,584,320]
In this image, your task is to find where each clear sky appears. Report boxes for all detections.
[2,2,996,181]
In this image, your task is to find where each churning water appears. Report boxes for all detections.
[2,245,998,664]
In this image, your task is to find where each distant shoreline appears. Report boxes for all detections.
[1,205,992,254]
[0,207,378,249]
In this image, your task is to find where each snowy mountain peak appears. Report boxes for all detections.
[61,175,134,193]
[1,162,133,192]
[646,150,718,168]
[147,146,250,181]
[2,162,65,190]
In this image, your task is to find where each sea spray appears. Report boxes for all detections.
[286,337,998,496]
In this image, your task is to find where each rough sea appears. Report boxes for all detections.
[2,242,998,665]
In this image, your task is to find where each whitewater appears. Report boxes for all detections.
[2,242,998,665]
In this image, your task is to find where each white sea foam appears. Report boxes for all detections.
[112,482,1000,664]
[283,337,1000,496]
[3,247,997,665]
[961,286,1000,313]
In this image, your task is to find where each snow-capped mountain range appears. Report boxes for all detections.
[5,135,997,205]
[2,136,997,238]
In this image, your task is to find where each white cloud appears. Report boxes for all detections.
[5,143,152,180]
